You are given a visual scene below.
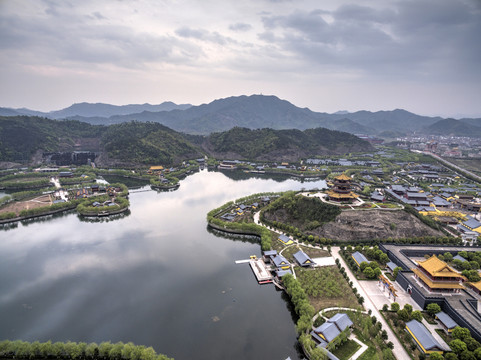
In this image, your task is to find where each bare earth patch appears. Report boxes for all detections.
[0,194,52,216]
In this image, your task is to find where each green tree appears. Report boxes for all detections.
[450,339,468,355]
[426,303,441,316]
[403,304,413,315]
[446,353,459,360]
[397,308,410,322]
[411,310,423,322]
[430,353,444,360]
[363,266,375,279]
[452,327,471,342]
[473,347,481,360]
[460,350,476,360]
[393,266,402,279]
[391,302,400,312]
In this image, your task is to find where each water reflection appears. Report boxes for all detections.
[0,170,325,360]
[77,210,131,223]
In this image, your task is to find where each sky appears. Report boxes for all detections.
[1,0,480,118]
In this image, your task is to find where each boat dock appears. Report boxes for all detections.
[249,258,273,284]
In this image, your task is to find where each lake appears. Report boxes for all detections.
[0,170,326,360]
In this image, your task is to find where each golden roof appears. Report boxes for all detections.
[150,165,164,170]
[412,268,465,289]
[470,281,481,292]
[326,191,358,198]
[417,256,465,278]
[335,174,351,181]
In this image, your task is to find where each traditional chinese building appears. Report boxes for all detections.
[326,174,358,202]
[412,256,466,293]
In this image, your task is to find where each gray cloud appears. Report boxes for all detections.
[257,0,481,80]
[229,23,253,32]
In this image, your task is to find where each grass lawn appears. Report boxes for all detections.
[357,346,377,360]
[332,339,361,360]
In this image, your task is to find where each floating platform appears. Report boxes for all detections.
[249,258,273,284]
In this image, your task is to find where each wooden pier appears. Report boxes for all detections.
[249,258,273,284]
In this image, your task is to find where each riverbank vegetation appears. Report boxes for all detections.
[207,192,282,250]
[0,340,172,360]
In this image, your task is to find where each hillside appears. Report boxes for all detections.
[99,122,202,166]
[263,206,445,241]
[422,118,481,137]
[0,116,103,163]
[203,127,373,161]
[0,116,371,166]
[0,117,201,166]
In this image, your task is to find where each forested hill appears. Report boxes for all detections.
[0,116,372,166]
[202,127,373,161]
[0,116,201,166]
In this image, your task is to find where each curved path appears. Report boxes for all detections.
[253,211,411,360]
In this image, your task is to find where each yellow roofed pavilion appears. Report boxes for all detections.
[412,256,466,292]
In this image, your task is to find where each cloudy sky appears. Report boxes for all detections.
[1,0,480,117]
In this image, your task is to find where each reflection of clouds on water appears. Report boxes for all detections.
[0,171,321,359]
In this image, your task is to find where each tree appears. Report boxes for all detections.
[450,339,468,355]
[360,261,369,271]
[391,302,400,312]
[411,310,423,322]
[465,337,481,352]
[426,303,441,317]
[445,353,459,360]
[452,327,471,342]
[393,266,402,280]
[460,350,476,360]
[382,304,389,312]
[473,347,481,360]
[397,308,410,322]
[430,353,444,360]
[363,266,375,279]
[403,304,413,315]
[444,252,454,262]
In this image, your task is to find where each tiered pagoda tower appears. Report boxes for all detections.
[326,174,358,202]
[412,256,466,293]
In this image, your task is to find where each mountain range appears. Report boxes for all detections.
[1,95,480,137]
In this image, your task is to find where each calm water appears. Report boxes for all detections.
[0,170,326,360]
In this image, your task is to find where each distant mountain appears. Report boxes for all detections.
[422,118,481,137]
[0,102,191,120]
[2,95,481,137]
[55,95,480,137]
[48,102,192,119]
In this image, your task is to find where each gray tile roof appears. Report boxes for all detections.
[272,255,290,268]
[406,320,443,351]
[436,311,458,330]
[464,217,481,229]
[314,322,340,342]
[387,261,397,272]
[328,313,353,331]
[293,250,314,266]
[453,254,467,262]
[352,251,369,266]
